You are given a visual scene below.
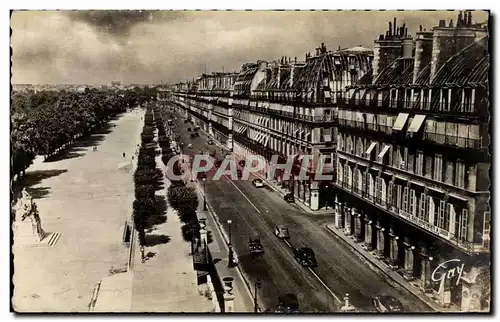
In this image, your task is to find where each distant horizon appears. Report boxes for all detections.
[11,10,489,85]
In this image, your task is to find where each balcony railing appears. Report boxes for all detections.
[424,132,483,149]
[335,182,488,254]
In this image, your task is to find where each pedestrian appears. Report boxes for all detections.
[123,152,126,158]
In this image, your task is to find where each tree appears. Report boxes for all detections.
[135,184,155,200]
[167,185,198,215]
[133,197,156,245]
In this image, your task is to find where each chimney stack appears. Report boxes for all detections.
[389,22,392,36]
[439,19,446,27]
[468,11,472,26]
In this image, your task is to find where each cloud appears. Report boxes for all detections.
[10,10,489,85]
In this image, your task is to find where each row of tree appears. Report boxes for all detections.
[10,86,159,183]
[155,108,203,243]
[132,108,163,247]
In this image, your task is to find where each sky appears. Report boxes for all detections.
[10,10,489,85]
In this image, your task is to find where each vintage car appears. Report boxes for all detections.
[187,127,192,132]
[187,144,193,149]
[194,126,200,132]
[372,296,404,312]
[284,193,295,203]
[294,247,317,267]
[274,225,290,239]
[184,120,189,124]
[252,178,264,188]
[207,139,214,145]
[276,294,299,313]
[248,236,264,254]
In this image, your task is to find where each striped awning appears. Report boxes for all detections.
[392,113,410,131]
[407,114,426,133]
[378,145,391,158]
[366,142,377,154]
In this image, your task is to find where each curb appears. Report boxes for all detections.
[324,224,443,312]
[192,180,262,312]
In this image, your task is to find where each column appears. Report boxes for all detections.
[375,220,385,259]
[334,196,343,229]
[353,209,362,242]
[403,237,415,280]
[344,206,352,236]
[364,215,373,251]
[420,246,433,293]
[388,226,400,269]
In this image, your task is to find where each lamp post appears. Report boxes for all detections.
[203,178,207,210]
[227,220,232,246]
[254,280,262,313]
[227,219,234,267]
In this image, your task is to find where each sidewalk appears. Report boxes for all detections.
[324,223,457,312]
[185,168,256,312]
[13,109,144,312]
[127,136,213,312]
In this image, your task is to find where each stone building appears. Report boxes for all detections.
[169,45,373,210]
[334,12,490,310]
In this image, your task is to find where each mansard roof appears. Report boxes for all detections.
[430,36,489,87]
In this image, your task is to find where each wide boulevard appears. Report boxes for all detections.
[170,109,431,313]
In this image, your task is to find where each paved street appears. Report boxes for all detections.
[12,109,144,312]
[171,111,432,312]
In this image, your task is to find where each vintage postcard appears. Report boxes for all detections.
[10,10,491,313]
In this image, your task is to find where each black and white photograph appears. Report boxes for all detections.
[9,9,491,314]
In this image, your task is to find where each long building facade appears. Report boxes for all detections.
[165,11,490,312]
[334,14,490,311]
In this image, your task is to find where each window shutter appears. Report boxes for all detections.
[448,204,456,235]
[427,196,435,225]
[388,182,393,206]
[420,193,426,219]
[481,211,489,246]
[403,187,409,212]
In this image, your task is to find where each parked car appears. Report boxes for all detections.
[276,294,299,313]
[194,126,200,132]
[190,133,196,138]
[372,296,404,312]
[284,193,295,203]
[207,139,214,145]
[274,225,290,239]
[188,144,193,149]
[252,178,264,188]
[214,159,222,168]
[294,247,317,267]
[248,236,264,254]
[187,127,192,132]
[184,120,189,124]
[194,132,200,137]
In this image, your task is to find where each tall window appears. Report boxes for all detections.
[337,162,343,183]
[388,181,393,206]
[438,200,446,229]
[397,185,402,209]
[448,203,456,235]
[361,171,367,195]
[427,196,435,225]
[409,189,417,216]
[419,193,427,220]
[376,177,382,202]
[482,211,490,248]
[368,174,374,198]
[455,160,465,188]
[357,169,363,193]
[434,154,443,182]
[403,187,409,212]
[416,151,424,176]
